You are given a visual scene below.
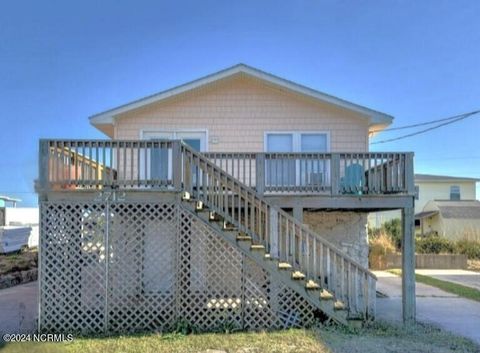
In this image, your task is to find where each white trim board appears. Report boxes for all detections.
[140,129,209,152]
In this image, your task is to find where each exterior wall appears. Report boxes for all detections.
[113,75,370,152]
[4,207,39,226]
[415,181,477,214]
[303,211,369,268]
[423,215,480,241]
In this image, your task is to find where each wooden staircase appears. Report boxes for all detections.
[178,144,377,327]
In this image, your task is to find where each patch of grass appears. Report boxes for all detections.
[1,322,479,353]
[0,248,38,276]
[388,269,480,302]
[0,329,330,353]
[317,320,479,353]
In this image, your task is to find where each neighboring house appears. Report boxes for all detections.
[417,200,480,240]
[0,195,21,208]
[414,174,479,237]
[0,200,39,252]
[36,64,416,333]
[369,173,479,228]
[414,174,479,214]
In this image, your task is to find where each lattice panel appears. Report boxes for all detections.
[40,202,107,334]
[107,203,177,333]
[177,209,243,331]
[243,258,315,330]
[40,200,315,334]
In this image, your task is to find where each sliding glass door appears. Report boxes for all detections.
[142,130,207,183]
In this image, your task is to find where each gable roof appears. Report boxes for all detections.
[415,174,480,183]
[89,64,393,135]
[427,200,480,219]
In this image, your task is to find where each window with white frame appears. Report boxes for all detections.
[265,132,330,187]
[450,185,460,200]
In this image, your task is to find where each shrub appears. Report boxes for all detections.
[369,232,396,269]
[416,235,455,254]
[383,219,402,250]
[455,239,480,260]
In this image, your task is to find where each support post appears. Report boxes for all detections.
[331,153,340,195]
[402,206,416,324]
[172,141,182,191]
[38,140,50,194]
[293,206,303,223]
[255,154,265,195]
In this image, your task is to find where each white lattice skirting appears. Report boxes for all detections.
[39,201,315,334]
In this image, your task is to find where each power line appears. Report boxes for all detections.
[370,109,480,133]
[370,111,479,145]
[416,156,480,161]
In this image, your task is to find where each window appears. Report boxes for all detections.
[265,132,330,187]
[141,130,207,181]
[450,185,460,200]
[415,185,419,200]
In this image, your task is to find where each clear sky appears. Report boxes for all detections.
[1,1,479,207]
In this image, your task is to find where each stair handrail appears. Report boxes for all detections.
[180,142,376,316]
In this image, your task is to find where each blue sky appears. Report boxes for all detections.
[1,0,479,206]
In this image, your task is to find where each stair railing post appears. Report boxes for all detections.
[255,153,265,195]
[269,208,279,259]
[184,147,192,194]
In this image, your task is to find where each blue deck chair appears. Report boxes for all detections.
[340,163,365,194]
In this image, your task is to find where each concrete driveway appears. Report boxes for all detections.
[0,281,38,335]
[415,269,480,291]
[374,271,480,345]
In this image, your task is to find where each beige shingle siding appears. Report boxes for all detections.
[114,76,370,152]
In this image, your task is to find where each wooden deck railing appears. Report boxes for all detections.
[38,140,414,197]
[204,151,413,195]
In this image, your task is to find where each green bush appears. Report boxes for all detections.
[369,232,396,270]
[383,219,402,250]
[416,235,455,254]
[455,239,480,259]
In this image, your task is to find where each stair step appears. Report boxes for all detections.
[223,221,237,231]
[236,233,252,242]
[209,212,222,221]
[278,262,292,270]
[305,280,321,290]
[195,201,204,211]
[334,301,346,311]
[291,271,306,280]
[181,191,191,201]
[250,244,265,251]
[320,290,334,300]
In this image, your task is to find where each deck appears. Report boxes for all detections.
[37,139,415,210]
